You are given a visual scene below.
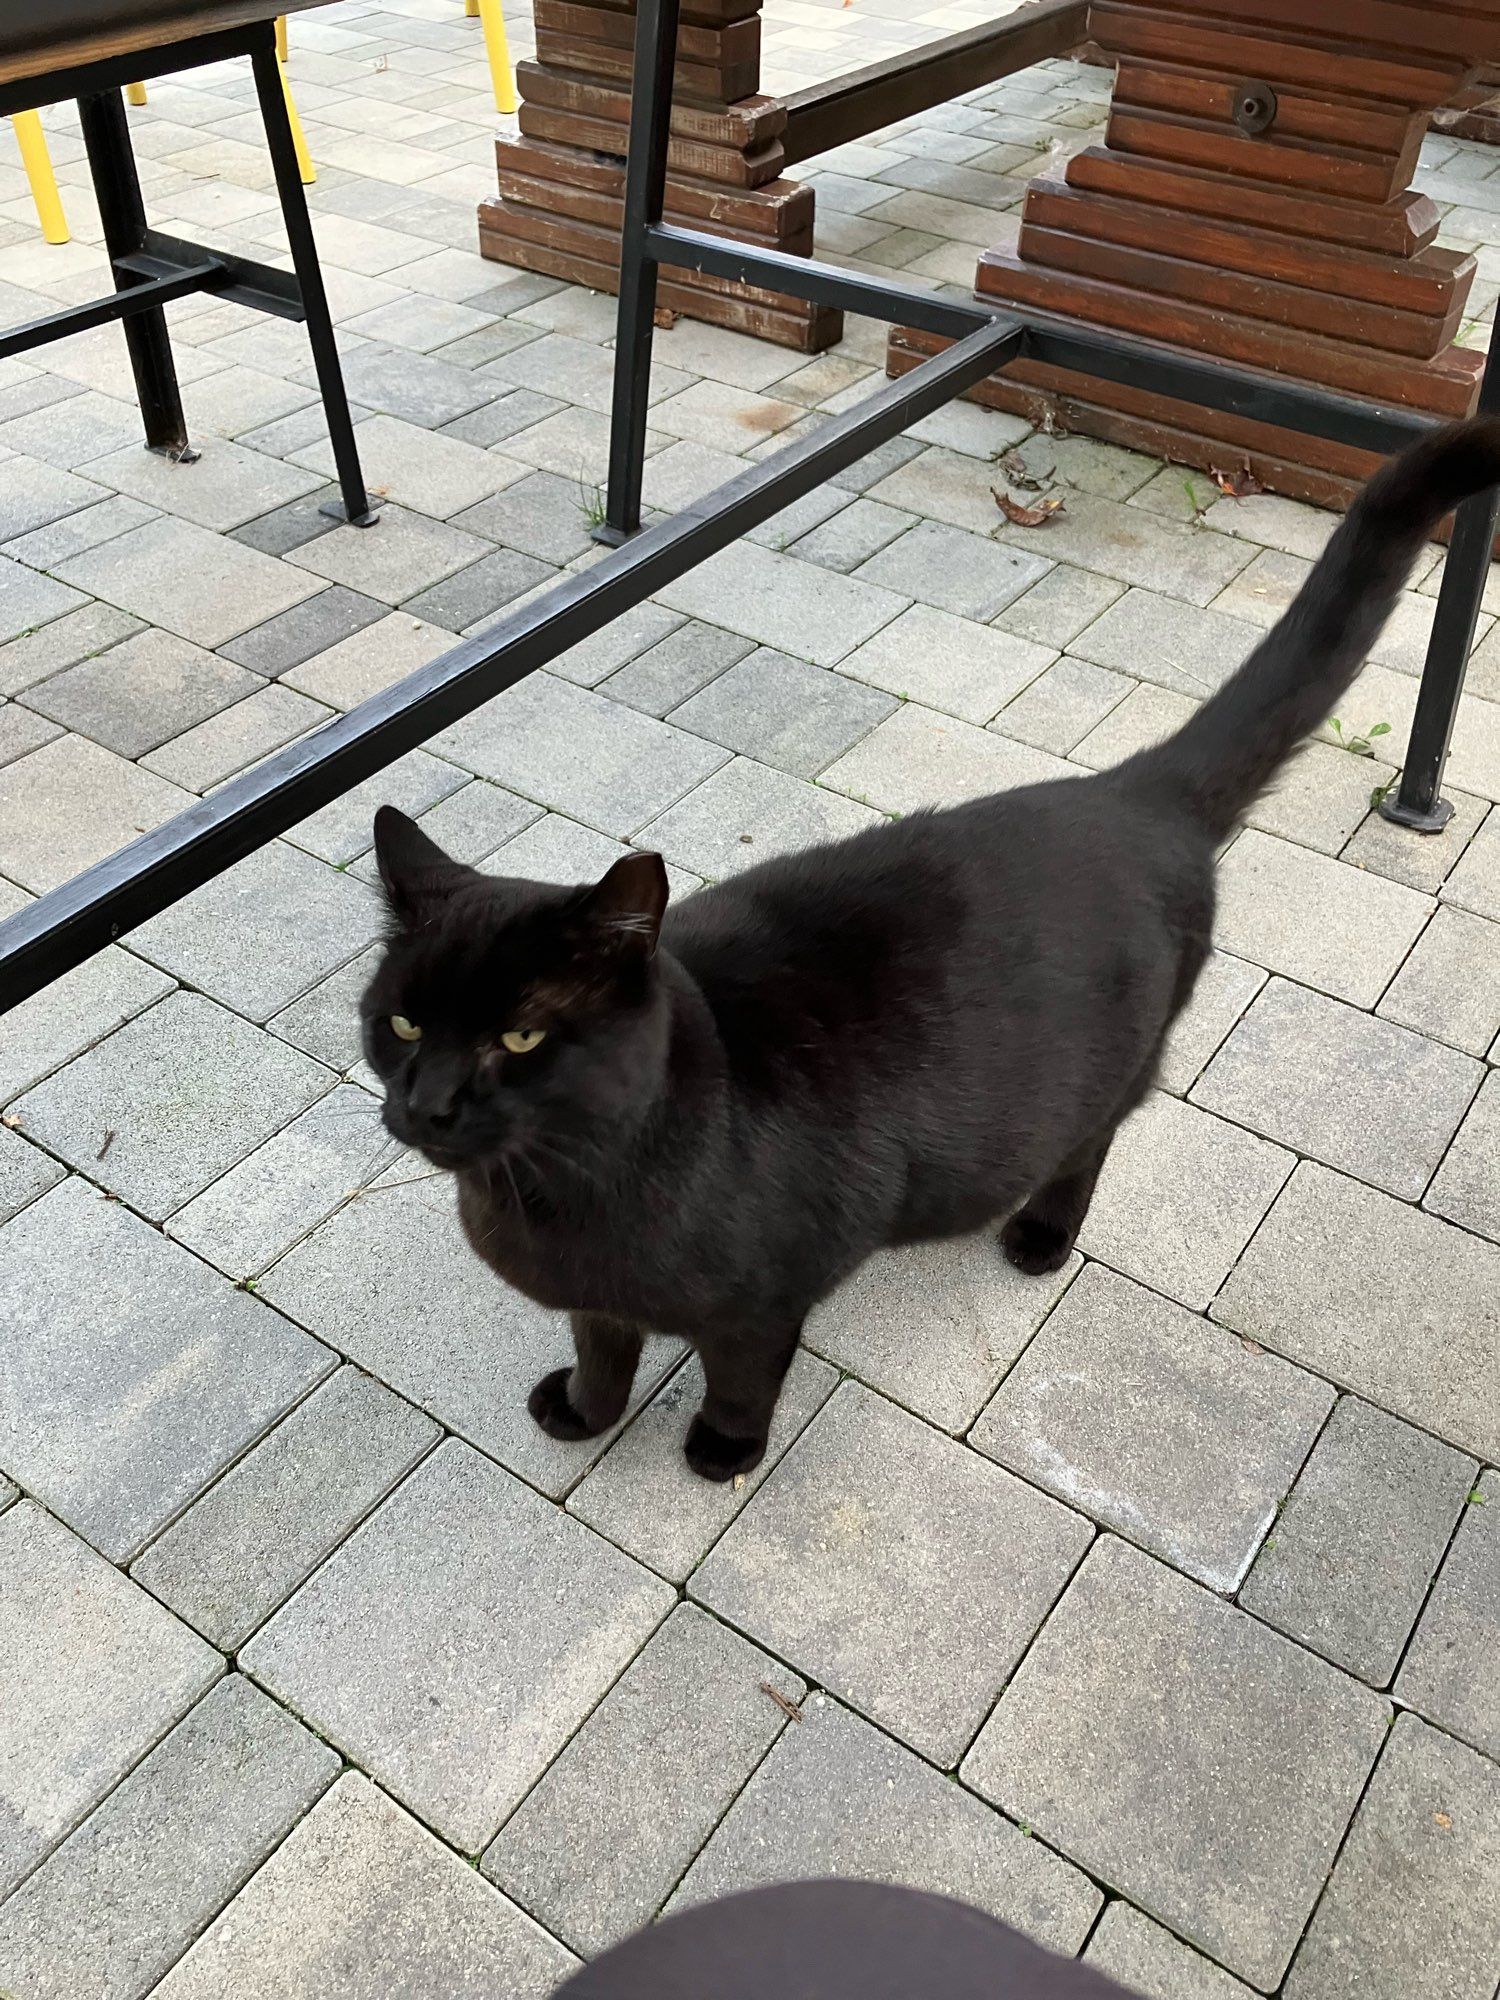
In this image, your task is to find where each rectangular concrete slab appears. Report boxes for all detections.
[692,1382,1091,1765]
[655,540,909,667]
[1284,1714,1500,2000]
[0,1675,338,2000]
[131,1367,439,1651]
[241,1439,672,1851]
[0,1502,221,1898]
[972,1262,1331,1590]
[804,1232,1079,1433]
[567,1348,837,1584]
[1239,1396,1476,1686]
[1085,1904,1259,2000]
[1395,1474,1499,1760]
[151,1774,577,2000]
[2,1178,333,1560]
[963,1536,1389,1989]
[1213,1162,1500,1462]
[483,1605,804,1955]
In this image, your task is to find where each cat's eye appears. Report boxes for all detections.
[501,1028,546,1055]
[390,1014,422,1042]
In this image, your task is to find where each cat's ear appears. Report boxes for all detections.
[578,851,669,956]
[372,805,467,925]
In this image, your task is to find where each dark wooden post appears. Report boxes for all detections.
[478,0,840,353]
[890,2,1498,508]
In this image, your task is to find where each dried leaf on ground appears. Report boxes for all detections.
[652,306,678,329]
[999,448,1049,490]
[760,1681,805,1723]
[993,488,1066,528]
[1209,464,1265,499]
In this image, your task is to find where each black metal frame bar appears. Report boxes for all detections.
[1,0,1492,1013]
[0,22,374,516]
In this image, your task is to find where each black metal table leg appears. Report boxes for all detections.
[250,32,377,527]
[598,0,681,545]
[1380,333,1500,833]
[77,90,195,460]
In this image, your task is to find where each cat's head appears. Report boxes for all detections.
[361,805,671,1173]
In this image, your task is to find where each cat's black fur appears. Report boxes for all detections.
[364,417,1500,1481]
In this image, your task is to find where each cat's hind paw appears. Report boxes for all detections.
[528,1367,602,1441]
[1000,1212,1074,1276]
[685,1415,767,1484]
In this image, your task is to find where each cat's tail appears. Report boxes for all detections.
[1119,415,1500,841]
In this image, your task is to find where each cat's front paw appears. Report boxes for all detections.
[685,1415,767,1484]
[528,1367,600,1441]
[1000,1212,1073,1276]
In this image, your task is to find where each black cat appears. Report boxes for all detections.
[363,418,1500,1482]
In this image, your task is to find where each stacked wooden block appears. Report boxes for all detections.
[891,1,1491,509]
[478,0,840,352]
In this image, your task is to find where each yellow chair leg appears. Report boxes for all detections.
[477,0,518,115]
[12,112,69,246]
[126,82,148,106]
[279,54,316,184]
[275,14,289,62]
[465,0,479,16]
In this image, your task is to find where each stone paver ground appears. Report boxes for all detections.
[2,2,1499,1995]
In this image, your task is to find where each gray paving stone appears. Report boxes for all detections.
[1208,490,1336,562]
[670,1695,1102,1953]
[0,1121,64,1222]
[656,541,908,667]
[964,1536,1389,1990]
[836,601,1054,724]
[1085,1905,1259,2000]
[788,495,916,574]
[994,490,1253,606]
[85,438,324,533]
[638,438,746,514]
[993,561,1125,649]
[991,654,1132,755]
[434,671,727,838]
[1426,1065,1500,1241]
[0,734,194,892]
[0,452,107,541]
[483,1605,804,1954]
[267,944,384,1071]
[853,518,1050,622]
[805,1233,1079,1434]
[0,1675,338,2000]
[1213,1162,1500,1463]
[130,839,379,1021]
[151,1773,576,2000]
[490,332,692,418]
[865,439,1017,534]
[287,504,490,605]
[22,629,261,758]
[132,1365,438,1652]
[1067,587,1259,698]
[54,516,320,647]
[1214,830,1434,1006]
[0,940,173,1107]
[0,599,143,698]
[258,1167,678,1495]
[0,1476,15,1512]
[822,701,1074,815]
[1443,806,1500,922]
[286,748,466,866]
[0,1502,220,1899]
[485,811,701,900]
[218,585,388,676]
[1157,949,1267,1095]
[1396,1473,1499,1759]
[0,699,59,767]
[1284,1713,1500,2000]
[338,342,499,426]
[567,1348,837,1584]
[600,619,753,715]
[439,385,566,449]
[693,1382,1090,1764]
[241,1438,670,1849]
[973,1263,1329,1590]
[402,546,558,629]
[0,389,147,471]
[1072,682,1197,770]
[1247,741,1398,858]
[15,989,333,1219]
[638,755,884,880]
[1336,660,1500,805]
[292,413,520,518]
[1379,905,1500,1055]
[669,648,895,777]
[164,1083,395,1279]
[405,777,540,863]
[1078,1090,1293,1308]
[1192,978,1482,1201]
[549,601,684,689]
[1239,1397,1475,1685]
[280,609,453,709]
[140,684,329,792]
[448,468,598,566]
